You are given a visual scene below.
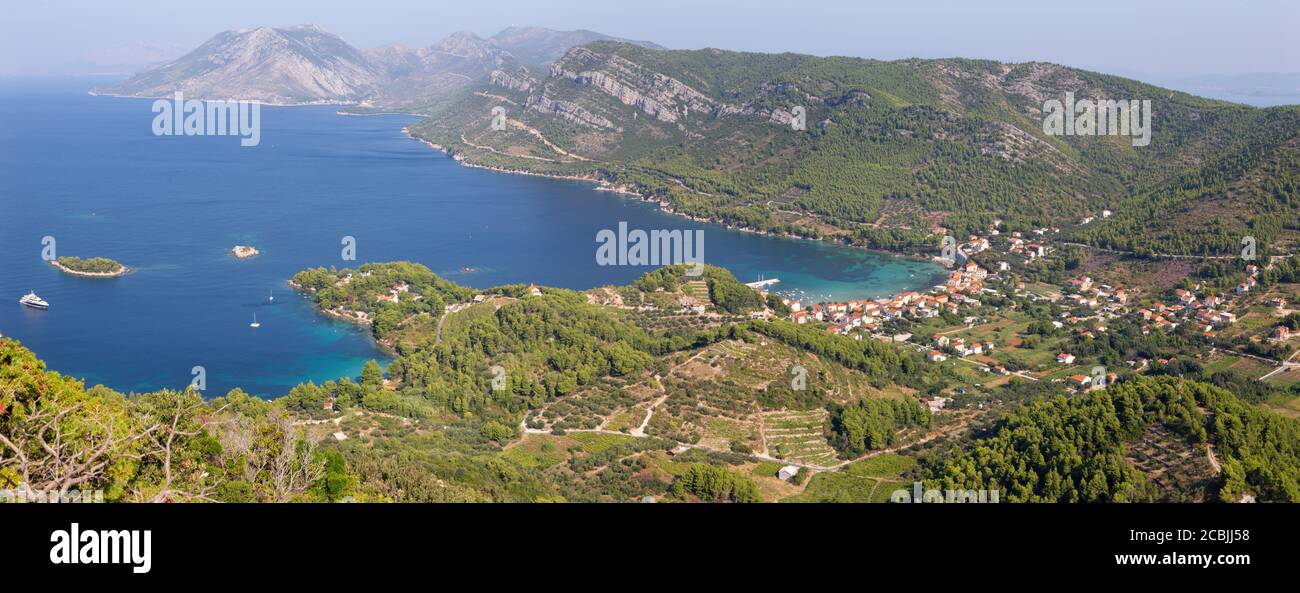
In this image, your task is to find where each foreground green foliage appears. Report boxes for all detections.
[935,376,1299,502]
[8,261,1298,504]
[0,340,343,502]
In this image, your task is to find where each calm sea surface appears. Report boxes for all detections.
[0,77,946,396]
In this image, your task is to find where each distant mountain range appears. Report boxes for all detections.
[96,24,661,107]
[1139,72,1300,107]
[99,25,1300,258]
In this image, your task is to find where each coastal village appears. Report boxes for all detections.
[517,207,1298,497]
[294,204,1297,426]
[750,213,1299,410]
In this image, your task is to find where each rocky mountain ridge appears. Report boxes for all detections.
[409,41,1300,257]
[99,25,662,108]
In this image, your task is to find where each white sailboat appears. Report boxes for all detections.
[268,289,275,303]
[250,313,260,328]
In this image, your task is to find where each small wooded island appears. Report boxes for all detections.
[51,256,130,277]
[231,245,261,259]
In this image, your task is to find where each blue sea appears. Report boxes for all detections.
[0,77,947,396]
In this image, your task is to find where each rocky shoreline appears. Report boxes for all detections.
[287,279,399,353]
[401,126,939,265]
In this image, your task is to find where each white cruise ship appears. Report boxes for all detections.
[19,291,49,310]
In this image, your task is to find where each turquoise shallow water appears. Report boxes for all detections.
[0,77,947,396]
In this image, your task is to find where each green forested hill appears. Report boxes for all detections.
[410,42,1300,255]
[0,264,934,502]
[6,265,1299,503]
[934,376,1300,502]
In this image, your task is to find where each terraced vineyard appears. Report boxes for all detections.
[1126,424,1218,502]
[784,454,917,502]
[761,409,839,467]
[702,340,761,372]
[525,376,653,432]
[681,279,709,299]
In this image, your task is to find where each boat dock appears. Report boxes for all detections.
[745,278,780,289]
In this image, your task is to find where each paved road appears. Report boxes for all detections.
[1061,242,1294,262]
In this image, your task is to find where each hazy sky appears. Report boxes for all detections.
[2,0,1296,77]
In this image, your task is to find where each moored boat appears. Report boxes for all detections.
[19,291,49,310]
